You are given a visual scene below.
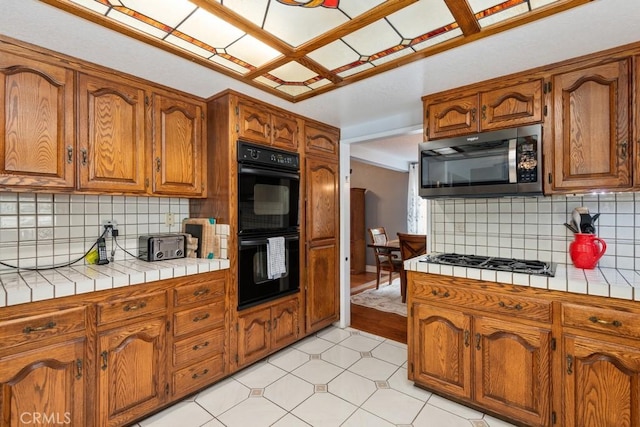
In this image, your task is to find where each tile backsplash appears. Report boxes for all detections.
[0,193,189,272]
[431,192,639,270]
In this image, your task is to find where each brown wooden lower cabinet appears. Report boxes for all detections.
[97,316,167,427]
[0,337,87,426]
[237,295,300,367]
[563,334,640,427]
[408,271,640,427]
[0,271,315,426]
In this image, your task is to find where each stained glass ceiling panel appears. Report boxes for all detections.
[40,0,593,102]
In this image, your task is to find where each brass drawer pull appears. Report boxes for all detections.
[589,316,622,327]
[192,369,209,379]
[193,288,210,297]
[464,330,470,347]
[475,333,481,350]
[498,301,523,310]
[566,354,574,375]
[192,341,210,351]
[193,313,210,322]
[123,301,147,312]
[431,290,450,298]
[23,321,56,334]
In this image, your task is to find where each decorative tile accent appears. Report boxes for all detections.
[470,420,490,427]
[310,354,321,360]
[250,388,264,397]
[314,384,327,393]
[375,380,390,389]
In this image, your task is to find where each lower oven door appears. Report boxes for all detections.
[238,232,300,310]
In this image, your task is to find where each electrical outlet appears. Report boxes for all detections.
[164,213,175,227]
[102,220,118,236]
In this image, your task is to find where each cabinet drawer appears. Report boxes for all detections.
[174,277,225,307]
[173,327,224,367]
[97,290,167,325]
[0,306,86,350]
[174,301,224,337]
[562,303,640,339]
[414,282,551,323]
[172,354,224,396]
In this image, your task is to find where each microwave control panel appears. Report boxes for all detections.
[516,138,538,183]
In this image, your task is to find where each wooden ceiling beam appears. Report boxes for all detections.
[443,0,481,36]
[189,0,296,55]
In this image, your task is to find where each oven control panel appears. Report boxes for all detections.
[238,141,299,170]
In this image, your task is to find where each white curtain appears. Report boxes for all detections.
[407,163,427,234]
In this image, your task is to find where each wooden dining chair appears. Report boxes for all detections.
[397,233,428,303]
[368,227,402,288]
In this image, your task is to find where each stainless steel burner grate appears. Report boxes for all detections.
[420,253,555,277]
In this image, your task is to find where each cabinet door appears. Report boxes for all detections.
[237,307,271,367]
[474,316,552,426]
[0,52,75,189]
[271,298,300,349]
[550,60,631,191]
[411,303,472,399]
[98,317,166,427]
[425,94,479,140]
[480,79,543,131]
[0,338,86,426]
[304,122,339,159]
[305,158,339,332]
[306,158,339,242]
[563,334,640,427]
[152,93,205,197]
[306,243,339,332]
[237,101,271,145]
[271,113,298,150]
[78,73,146,193]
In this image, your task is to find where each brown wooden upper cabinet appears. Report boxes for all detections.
[237,100,298,151]
[304,121,339,159]
[0,44,207,198]
[424,79,543,140]
[547,59,631,192]
[151,93,206,197]
[78,73,147,193]
[0,51,75,189]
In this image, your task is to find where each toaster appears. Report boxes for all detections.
[139,234,186,261]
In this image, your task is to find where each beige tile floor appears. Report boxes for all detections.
[135,326,516,427]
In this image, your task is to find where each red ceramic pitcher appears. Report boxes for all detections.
[569,233,607,269]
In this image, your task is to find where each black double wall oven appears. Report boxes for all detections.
[237,142,300,310]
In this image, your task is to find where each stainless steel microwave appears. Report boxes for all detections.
[419,124,543,198]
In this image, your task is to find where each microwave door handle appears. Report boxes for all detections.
[508,139,517,183]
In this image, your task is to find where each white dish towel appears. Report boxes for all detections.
[267,236,287,279]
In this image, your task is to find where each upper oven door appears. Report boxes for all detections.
[238,164,300,234]
[419,127,519,198]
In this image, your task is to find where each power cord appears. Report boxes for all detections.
[0,227,110,271]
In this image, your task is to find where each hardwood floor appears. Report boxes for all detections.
[349,271,407,344]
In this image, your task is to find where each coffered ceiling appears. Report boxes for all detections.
[41,0,590,102]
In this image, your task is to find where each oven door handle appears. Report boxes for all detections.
[238,165,300,180]
[239,235,299,246]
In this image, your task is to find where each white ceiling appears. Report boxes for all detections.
[3,0,640,172]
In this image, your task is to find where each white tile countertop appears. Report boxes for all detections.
[405,257,640,302]
[0,258,230,308]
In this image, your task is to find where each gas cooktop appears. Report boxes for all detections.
[420,253,556,277]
